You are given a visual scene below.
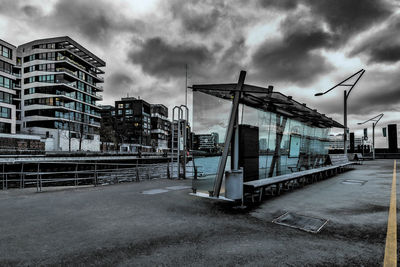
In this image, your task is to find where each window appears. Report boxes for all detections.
[126,109,133,115]
[0,45,11,59]
[0,75,13,89]
[0,60,12,74]
[0,107,11,119]
[118,104,123,108]
[118,110,122,115]
[0,122,11,133]
[0,91,12,104]
[77,81,85,91]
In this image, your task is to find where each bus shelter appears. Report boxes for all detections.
[191,71,343,200]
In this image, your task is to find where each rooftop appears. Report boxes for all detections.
[192,82,343,128]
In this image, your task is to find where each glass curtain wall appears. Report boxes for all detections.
[192,91,332,194]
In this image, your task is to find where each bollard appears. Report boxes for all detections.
[136,167,140,182]
[75,163,78,186]
[192,166,197,194]
[36,163,40,192]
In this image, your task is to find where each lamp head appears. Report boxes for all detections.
[314,92,324,96]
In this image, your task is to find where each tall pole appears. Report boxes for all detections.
[372,122,376,160]
[185,64,188,107]
[344,90,347,156]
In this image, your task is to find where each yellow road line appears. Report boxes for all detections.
[384,160,397,267]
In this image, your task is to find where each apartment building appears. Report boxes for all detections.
[115,97,152,151]
[0,39,18,134]
[17,36,105,151]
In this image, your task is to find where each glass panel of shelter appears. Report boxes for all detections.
[192,89,332,195]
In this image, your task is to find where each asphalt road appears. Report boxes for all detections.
[0,159,397,266]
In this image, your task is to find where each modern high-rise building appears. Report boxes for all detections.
[0,39,18,134]
[15,36,105,151]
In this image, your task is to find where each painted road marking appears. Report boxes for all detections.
[141,185,192,195]
[384,160,397,267]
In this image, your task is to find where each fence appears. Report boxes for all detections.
[1,161,197,192]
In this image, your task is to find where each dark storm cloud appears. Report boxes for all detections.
[258,0,298,10]
[105,72,135,96]
[306,0,392,40]
[128,37,214,79]
[41,0,143,43]
[169,0,226,35]
[21,5,41,17]
[350,15,400,63]
[172,5,221,34]
[310,70,400,117]
[251,14,334,84]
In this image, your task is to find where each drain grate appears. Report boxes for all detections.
[341,179,367,185]
[272,212,328,233]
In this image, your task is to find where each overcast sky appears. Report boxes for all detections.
[1,0,399,147]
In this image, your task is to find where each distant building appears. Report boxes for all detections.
[328,133,370,150]
[114,97,151,151]
[150,104,170,152]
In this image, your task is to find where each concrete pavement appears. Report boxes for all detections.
[0,159,397,266]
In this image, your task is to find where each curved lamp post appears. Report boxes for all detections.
[315,69,366,155]
[358,113,384,160]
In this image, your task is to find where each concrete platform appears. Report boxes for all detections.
[0,159,397,266]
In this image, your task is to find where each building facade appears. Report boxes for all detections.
[150,104,170,152]
[17,37,105,151]
[115,97,151,151]
[0,39,18,134]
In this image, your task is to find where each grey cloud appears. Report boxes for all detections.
[306,0,392,40]
[350,15,400,63]
[128,37,215,79]
[258,0,299,10]
[104,72,135,98]
[251,14,334,85]
[29,0,144,44]
[21,5,42,17]
[309,70,400,117]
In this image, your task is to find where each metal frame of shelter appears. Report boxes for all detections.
[171,105,189,178]
[191,70,343,198]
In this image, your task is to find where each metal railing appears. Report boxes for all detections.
[1,161,197,192]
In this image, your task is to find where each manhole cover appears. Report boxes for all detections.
[341,179,367,185]
[141,189,170,195]
[272,212,328,233]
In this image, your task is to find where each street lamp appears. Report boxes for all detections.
[358,113,384,160]
[315,69,366,155]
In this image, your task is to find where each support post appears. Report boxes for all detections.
[344,90,347,156]
[372,123,376,160]
[212,70,246,197]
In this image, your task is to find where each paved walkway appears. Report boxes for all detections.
[0,159,397,266]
